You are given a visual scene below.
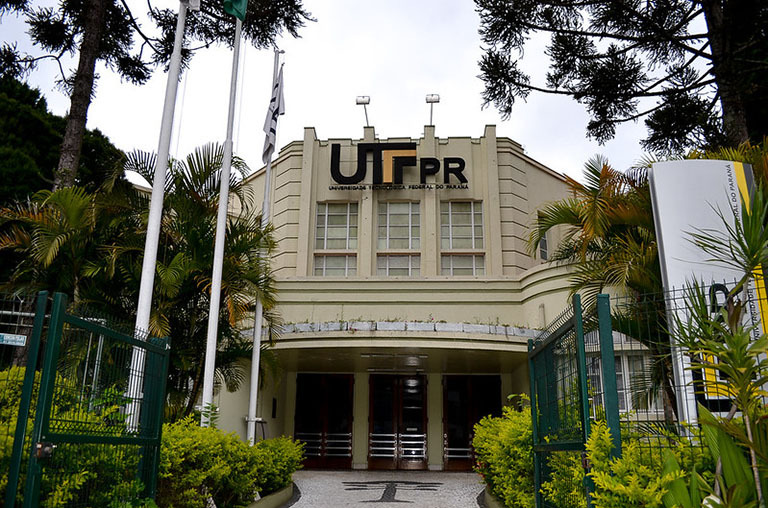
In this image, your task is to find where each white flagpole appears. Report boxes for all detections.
[127,1,188,431]
[246,49,282,444]
[200,17,243,427]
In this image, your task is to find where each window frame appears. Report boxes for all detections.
[314,201,359,276]
[377,201,420,251]
[440,201,485,276]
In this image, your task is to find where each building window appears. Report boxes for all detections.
[378,202,420,250]
[315,202,358,276]
[314,255,357,276]
[440,201,484,275]
[377,255,420,276]
[377,202,420,276]
[586,353,660,414]
[539,232,548,261]
[440,255,485,276]
[316,202,358,250]
[441,201,483,249]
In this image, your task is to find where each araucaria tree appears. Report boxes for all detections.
[475,0,768,154]
[0,0,312,189]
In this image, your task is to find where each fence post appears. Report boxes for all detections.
[597,294,622,458]
[572,294,594,507]
[4,291,48,507]
[22,292,67,508]
[138,336,169,498]
[528,338,542,508]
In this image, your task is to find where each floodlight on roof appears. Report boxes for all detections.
[356,96,371,127]
[426,94,440,125]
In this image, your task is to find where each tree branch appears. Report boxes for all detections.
[120,0,159,55]
[638,41,712,94]
[610,2,712,60]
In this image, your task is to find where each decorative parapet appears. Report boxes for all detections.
[257,321,540,339]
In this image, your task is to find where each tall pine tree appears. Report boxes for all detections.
[476,0,768,154]
[0,0,312,188]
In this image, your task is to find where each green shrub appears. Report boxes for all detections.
[156,417,304,508]
[587,421,682,508]
[253,437,305,494]
[0,367,147,506]
[540,451,586,508]
[473,397,534,508]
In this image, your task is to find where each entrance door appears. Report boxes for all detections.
[443,375,501,471]
[294,374,354,469]
[368,375,427,470]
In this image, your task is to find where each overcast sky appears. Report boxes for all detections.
[5,0,653,182]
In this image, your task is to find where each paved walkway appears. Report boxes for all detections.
[285,470,485,507]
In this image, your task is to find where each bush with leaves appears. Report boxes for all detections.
[0,367,152,506]
[156,417,303,508]
[473,396,534,508]
[586,421,683,508]
[540,451,586,508]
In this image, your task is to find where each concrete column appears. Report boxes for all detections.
[295,128,317,276]
[421,126,439,276]
[283,371,297,436]
[426,372,443,470]
[484,125,503,275]
[358,127,376,276]
[352,371,370,469]
[509,360,530,397]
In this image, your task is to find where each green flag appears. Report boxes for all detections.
[223,0,247,21]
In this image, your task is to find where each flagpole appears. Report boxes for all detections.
[200,17,243,427]
[127,0,188,431]
[246,49,282,444]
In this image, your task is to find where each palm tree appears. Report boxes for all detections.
[101,144,278,417]
[0,144,278,419]
[0,186,100,300]
[529,156,677,423]
[529,155,660,302]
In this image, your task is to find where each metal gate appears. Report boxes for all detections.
[2,291,170,507]
[528,294,621,508]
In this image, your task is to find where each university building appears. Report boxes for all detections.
[217,125,576,471]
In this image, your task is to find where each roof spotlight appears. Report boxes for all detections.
[356,96,371,127]
[426,94,440,125]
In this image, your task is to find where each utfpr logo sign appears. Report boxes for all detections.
[330,143,468,185]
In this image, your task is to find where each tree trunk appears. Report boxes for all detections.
[53,0,107,190]
[701,0,750,147]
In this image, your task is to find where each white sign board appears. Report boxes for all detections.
[0,333,27,347]
[649,159,767,422]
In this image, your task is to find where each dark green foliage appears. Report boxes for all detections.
[157,417,303,507]
[1,0,312,187]
[1,367,302,507]
[0,367,148,506]
[0,144,277,419]
[475,0,768,153]
[473,398,534,508]
[0,76,125,200]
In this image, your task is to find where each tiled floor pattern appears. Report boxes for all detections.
[286,470,484,507]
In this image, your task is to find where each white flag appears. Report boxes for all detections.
[183,0,201,11]
[262,65,285,165]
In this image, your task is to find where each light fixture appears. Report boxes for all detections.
[356,96,370,127]
[426,94,440,125]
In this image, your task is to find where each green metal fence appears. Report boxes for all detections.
[606,289,711,466]
[2,291,170,507]
[1,291,49,508]
[529,288,728,507]
[528,294,621,508]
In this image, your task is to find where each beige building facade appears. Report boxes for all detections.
[217,125,573,471]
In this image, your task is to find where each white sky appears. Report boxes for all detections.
[4,0,653,183]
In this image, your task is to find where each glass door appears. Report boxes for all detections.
[443,375,501,471]
[294,374,354,469]
[368,375,427,470]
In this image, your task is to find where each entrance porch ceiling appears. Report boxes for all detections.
[272,346,526,374]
